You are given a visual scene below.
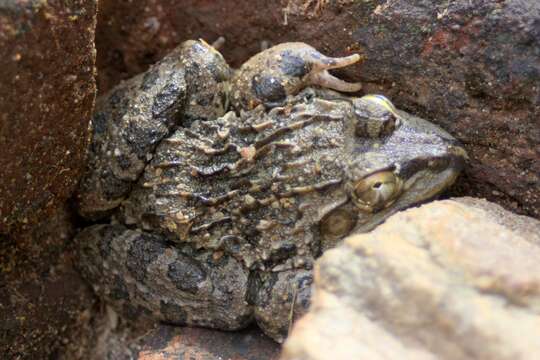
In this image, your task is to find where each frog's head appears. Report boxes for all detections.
[229,42,363,111]
[319,95,467,242]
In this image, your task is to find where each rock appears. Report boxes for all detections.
[0,0,97,233]
[68,314,280,360]
[281,197,540,360]
[0,205,94,359]
[128,325,280,360]
[95,0,539,218]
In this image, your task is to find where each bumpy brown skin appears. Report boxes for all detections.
[77,224,252,330]
[76,40,231,219]
[76,42,466,342]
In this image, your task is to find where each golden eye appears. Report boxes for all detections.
[360,94,397,114]
[354,95,400,138]
[352,171,402,211]
[320,208,356,239]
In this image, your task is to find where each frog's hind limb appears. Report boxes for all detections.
[75,224,253,331]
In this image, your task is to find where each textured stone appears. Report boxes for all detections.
[131,326,280,360]
[0,0,97,233]
[282,197,540,360]
[96,0,540,218]
[68,316,280,360]
[0,205,94,359]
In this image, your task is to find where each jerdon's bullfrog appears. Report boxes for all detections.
[75,40,466,342]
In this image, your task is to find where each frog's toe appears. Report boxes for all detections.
[251,269,313,343]
[211,36,226,50]
[260,40,271,51]
[308,53,363,92]
[309,68,362,92]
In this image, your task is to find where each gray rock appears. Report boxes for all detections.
[282,197,540,360]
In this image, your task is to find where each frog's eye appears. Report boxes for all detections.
[320,208,356,239]
[352,171,402,211]
[361,94,397,114]
[354,94,400,138]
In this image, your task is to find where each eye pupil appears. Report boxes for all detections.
[372,182,382,189]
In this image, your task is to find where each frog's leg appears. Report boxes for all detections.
[307,52,363,92]
[76,224,253,330]
[251,269,313,343]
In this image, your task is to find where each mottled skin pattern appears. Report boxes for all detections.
[77,225,252,329]
[75,40,466,342]
[76,40,231,219]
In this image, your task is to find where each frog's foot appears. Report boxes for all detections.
[229,42,363,111]
[308,53,363,92]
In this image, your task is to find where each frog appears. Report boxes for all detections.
[74,39,467,342]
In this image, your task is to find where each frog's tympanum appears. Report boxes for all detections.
[75,40,466,342]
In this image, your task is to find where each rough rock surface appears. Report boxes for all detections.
[133,326,280,360]
[117,325,280,360]
[0,206,94,359]
[60,304,280,360]
[0,0,97,233]
[281,197,540,360]
[96,0,540,218]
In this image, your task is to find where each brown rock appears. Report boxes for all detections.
[282,198,540,360]
[95,0,540,218]
[0,205,94,359]
[0,0,97,233]
[72,315,281,360]
[132,326,280,360]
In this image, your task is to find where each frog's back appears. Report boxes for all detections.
[121,97,355,270]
